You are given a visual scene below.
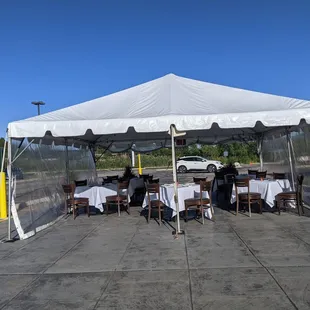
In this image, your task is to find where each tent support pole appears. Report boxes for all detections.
[89,144,96,165]
[131,150,135,167]
[170,125,184,236]
[7,137,13,241]
[65,139,69,184]
[286,129,296,191]
[257,134,264,171]
[1,133,7,173]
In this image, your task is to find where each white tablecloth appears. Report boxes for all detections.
[128,178,145,197]
[231,179,291,208]
[142,183,211,217]
[75,184,130,212]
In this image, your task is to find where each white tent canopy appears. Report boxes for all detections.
[8,73,310,144]
[5,73,310,241]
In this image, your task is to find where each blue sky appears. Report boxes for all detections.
[1,0,310,136]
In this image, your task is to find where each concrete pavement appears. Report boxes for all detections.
[1,206,310,309]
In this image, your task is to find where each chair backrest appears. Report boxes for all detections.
[62,184,75,200]
[200,180,212,192]
[148,178,159,184]
[248,169,258,176]
[234,178,249,197]
[118,180,129,190]
[146,183,160,193]
[214,171,225,180]
[117,180,129,196]
[193,177,207,184]
[199,180,212,204]
[74,179,87,187]
[103,175,119,184]
[224,174,235,184]
[146,183,160,201]
[139,174,153,181]
[235,178,249,188]
[256,171,267,179]
[273,172,286,180]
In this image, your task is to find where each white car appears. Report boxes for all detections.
[177,156,223,173]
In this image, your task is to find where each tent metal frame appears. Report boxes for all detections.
[4,123,303,241]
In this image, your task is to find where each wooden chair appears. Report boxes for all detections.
[184,180,213,224]
[139,174,153,182]
[74,179,87,187]
[62,184,90,220]
[105,180,129,216]
[273,173,286,180]
[103,175,119,184]
[146,183,165,225]
[256,171,267,179]
[193,177,207,184]
[148,178,159,184]
[248,169,258,176]
[275,175,304,216]
[235,178,262,216]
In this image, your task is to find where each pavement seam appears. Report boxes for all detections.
[0,219,104,310]
[92,221,139,310]
[230,223,299,310]
[184,230,194,310]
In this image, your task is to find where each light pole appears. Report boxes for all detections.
[31,101,45,115]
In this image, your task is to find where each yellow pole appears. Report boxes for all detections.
[0,172,7,219]
[138,153,142,175]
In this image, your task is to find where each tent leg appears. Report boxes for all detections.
[286,130,296,191]
[170,125,184,236]
[131,150,135,167]
[257,135,264,171]
[65,140,69,184]
[1,133,7,173]
[7,137,13,241]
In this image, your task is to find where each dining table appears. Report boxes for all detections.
[230,178,291,208]
[74,184,130,212]
[142,183,213,219]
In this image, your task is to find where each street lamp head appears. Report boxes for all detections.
[31,101,45,115]
[31,101,45,106]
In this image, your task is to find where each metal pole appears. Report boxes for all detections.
[131,150,135,167]
[286,130,296,191]
[138,154,142,175]
[65,140,69,184]
[257,135,264,171]
[7,137,12,240]
[170,125,182,235]
[1,136,7,172]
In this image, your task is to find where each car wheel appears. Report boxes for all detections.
[178,165,187,173]
[207,164,217,173]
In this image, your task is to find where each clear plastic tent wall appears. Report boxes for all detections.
[290,126,310,206]
[11,138,96,240]
[262,131,291,176]
[262,126,310,206]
